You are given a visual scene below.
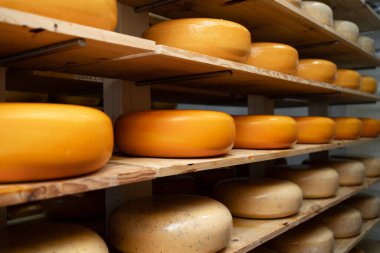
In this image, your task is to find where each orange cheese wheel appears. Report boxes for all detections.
[360,118,380,137]
[153,175,196,195]
[143,18,251,63]
[349,248,365,253]
[246,43,299,74]
[0,103,113,182]
[108,195,232,253]
[233,115,298,149]
[115,110,235,158]
[334,117,362,140]
[294,117,335,144]
[0,0,117,30]
[332,69,361,89]
[249,246,279,253]
[213,178,303,219]
[360,76,377,94]
[333,20,360,42]
[344,193,380,220]
[296,59,337,83]
[301,1,333,26]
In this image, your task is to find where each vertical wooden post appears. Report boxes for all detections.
[309,100,329,161]
[0,68,6,226]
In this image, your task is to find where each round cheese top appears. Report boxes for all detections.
[301,1,333,26]
[294,116,336,144]
[344,193,380,219]
[333,69,361,89]
[360,76,378,94]
[334,117,362,140]
[296,59,337,83]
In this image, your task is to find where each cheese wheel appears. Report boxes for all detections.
[270,224,335,253]
[267,165,339,198]
[0,0,117,30]
[334,117,362,140]
[115,110,235,158]
[333,20,360,42]
[296,59,337,83]
[333,156,380,177]
[360,118,380,138]
[5,91,48,103]
[143,18,251,63]
[360,76,378,94]
[324,160,365,186]
[344,193,380,219]
[319,205,362,238]
[332,69,361,89]
[246,43,299,74]
[153,175,196,195]
[108,195,232,253]
[213,178,303,218]
[358,36,375,54]
[349,248,365,253]
[249,246,279,253]
[294,117,335,144]
[285,0,302,7]
[1,222,109,253]
[0,103,113,182]
[233,115,298,149]
[301,1,333,26]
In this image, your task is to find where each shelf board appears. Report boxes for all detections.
[0,138,377,207]
[223,178,380,253]
[121,0,380,69]
[334,218,380,253]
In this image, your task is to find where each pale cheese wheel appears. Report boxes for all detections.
[334,117,362,140]
[213,178,303,219]
[249,246,279,253]
[296,59,337,83]
[323,160,366,186]
[294,116,335,144]
[0,222,109,253]
[333,69,361,89]
[319,205,362,238]
[349,248,365,253]
[360,76,378,94]
[333,156,380,177]
[108,195,232,253]
[0,103,113,182]
[0,0,117,30]
[246,43,299,74]
[301,1,333,26]
[286,0,302,7]
[143,18,251,63]
[270,223,335,253]
[344,193,380,219]
[267,165,339,198]
[115,110,235,158]
[233,115,298,149]
[358,36,375,54]
[333,20,360,42]
[360,118,380,138]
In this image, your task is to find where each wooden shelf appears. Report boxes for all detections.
[0,138,377,208]
[334,218,380,253]
[223,178,380,253]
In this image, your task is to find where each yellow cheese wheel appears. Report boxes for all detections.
[270,224,335,253]
[245,43,299,74]
[332,69,361,89]
[349,248,365,253]
[213,178,303,219]
[294,116,335,144]
[334,117,362,140]
[333,20,360,42]
[0,103,113,182]
[1,222,109,253]
[324,160,365,186]
[249,246,279,253]
[115,110,235,158]
[0,0,117,30]
[344,193,380,219]
[267,165,339,198]
[360,118,380,138]
[233,115,298,149]
[359,36,375,54]
[301,1,333,26]
[360,76,377,94]
[143,18,251,63]
[319,205,362,238]
[296,59,337,83]
[108,195,232,253]
[5,91,48,103]
[153,175,196,195]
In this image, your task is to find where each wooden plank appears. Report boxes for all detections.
[222,178,380,253]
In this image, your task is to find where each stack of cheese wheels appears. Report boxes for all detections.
[245,43,299,74]
[349,248,365,253]
[319,205,362,238]
[115,110,235,158]
[143,18,251,62]
[333,69,361,89]
[359,239,380,253]
[334,117,362,140]
[213,178,303,218]
[360,118,380,138]
[108,195,233,253]
[194,168,234,195]
[318,160,366,186]
[332,156,380,177]
[270,223,335,253]
[360,76,378,94]
[233,115,298,149]
[0,0,118,30]
[153,175,196,195]
[267,165,339,198]
[296,59,337,83]
[359,36,375,54]
[285,0,302,7]
[301,1,333,26]
[293,116,335,144]
[249,246,279,253]
[2,222,109,253]
[344,193,380,219]
[0,103,113,182]
[333,20,360,42]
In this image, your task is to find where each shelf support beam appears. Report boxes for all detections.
[309,100,329,161]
